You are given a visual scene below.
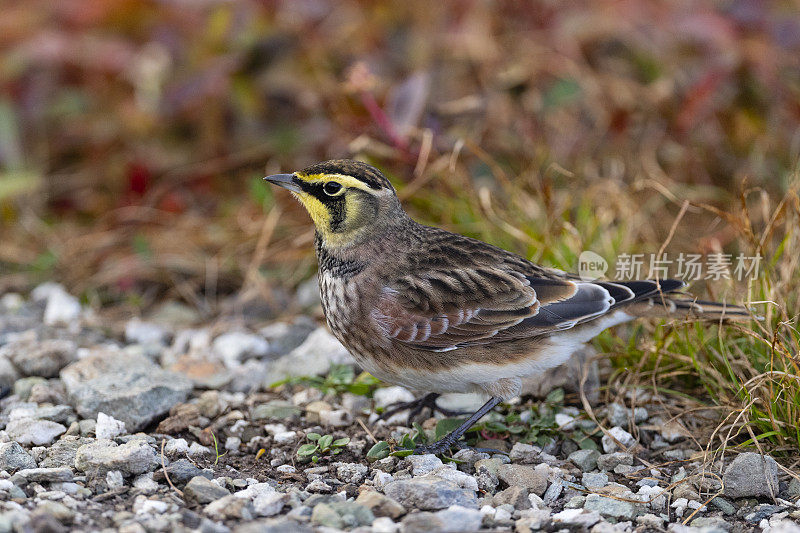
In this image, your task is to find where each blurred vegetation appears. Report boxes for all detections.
[1,1,799,453]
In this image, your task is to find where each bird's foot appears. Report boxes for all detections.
[378,392,467,425]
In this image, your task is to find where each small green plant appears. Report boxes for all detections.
[210,431,227,466]
[270,364,381,397]
[297,433,351,463]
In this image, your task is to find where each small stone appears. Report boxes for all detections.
[95,412,127,440]
[153,458,213,487]
[334,462,368,484]
[373,386,415,408]
[133,473,159,493]
[384,477,478,510]
[0,441,37,472]
[601,426,636,453]
[204,494,253,520]
[2,339,77,378]
[125,319,170,346]
[212,331,269,368]
[692,517,732,530]
[372,516,399,533]
[569,449,600,472]
[596,452,633,471]
[304,401,332,423]
[553,508,602,527]
[305,479,333,493]
[496,463,549,496]
[10,467,73,485]
[259,317,316,357]
[508,442,540,463]
[33,500,75,523]
[607,403,629,427]
[492,486,530,509]
[184,476,231,504]
[637,513,665,528]
[74,439,158,477]
[426,466,479,491]
[710,496,736,515]
[106,470,125,489]
[318,409,352,427]
[251,493,288,517]
[408,454,443,476]
[515,509,552,532]
[267,327,353,379]
[584,493,638,519]
[6,418,66,446]
[582,472,608,490]
[722,452,779,499]
[400,505,481,533]
[356,490,406,519]
[41,285,82,325]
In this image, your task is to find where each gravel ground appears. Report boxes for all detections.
[0,284,799,533]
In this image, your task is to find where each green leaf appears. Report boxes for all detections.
[435,418,465,441]
[307,433,321,442]
[346,383,370,396]
[297,444,318,457]
[390,449,414,458]
[332,437,350,447]
[318,435,333,450]
[366,441,390,461]
[545,388,565,404]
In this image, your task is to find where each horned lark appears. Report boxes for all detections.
[265,159,750,454]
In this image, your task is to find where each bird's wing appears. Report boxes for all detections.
[371,267,625,351]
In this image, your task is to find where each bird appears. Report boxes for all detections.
[265,159,751,454]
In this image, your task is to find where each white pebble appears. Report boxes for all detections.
[95,412,127,440]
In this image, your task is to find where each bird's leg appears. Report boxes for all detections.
[378,392,469,425]
[413,396,503,455]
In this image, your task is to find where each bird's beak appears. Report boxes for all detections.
[264,173,302,193]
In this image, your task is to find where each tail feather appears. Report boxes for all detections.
[608,278,753,320]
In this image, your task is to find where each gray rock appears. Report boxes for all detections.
[125,319,170,346]
[709,496,736,515]
[40,436,92,469]
[692,517,732,530]
[37,284,82,326]
[266,327,353,380]
[60,350,192,431]
[784,477,800,500]
[1,339,77,378]
[74,439,158,477]
[569,449,600,472]
[184,476,231,504]
[0,355,20,393]
[212,331,269,368]
[233,519,313,533]
[252,493,289,517]
[0,441,37,471]
[310,501,374,529]
[607,403,629,427]
[10,467,74,485]
[12,376,45,401]
[582,472,608,490]
[597,452,633,471]
[259,318,316,357]
[334,462,369,484]
[508,442,541,463]
[407,454,443,476]
[492,486,530,509]
[154,458,215,487]
[601,426,636,453]
[496,464,549,496]
[355,490,406,519]
[722,452,779,499]
[583,493,638,519]
[384,477,478,510]
[552,508,602,527]
[6,418,66,446]
[205,494,253,520]
[401,505,482,533]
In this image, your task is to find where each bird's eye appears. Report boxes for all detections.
[323,181,343,195]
